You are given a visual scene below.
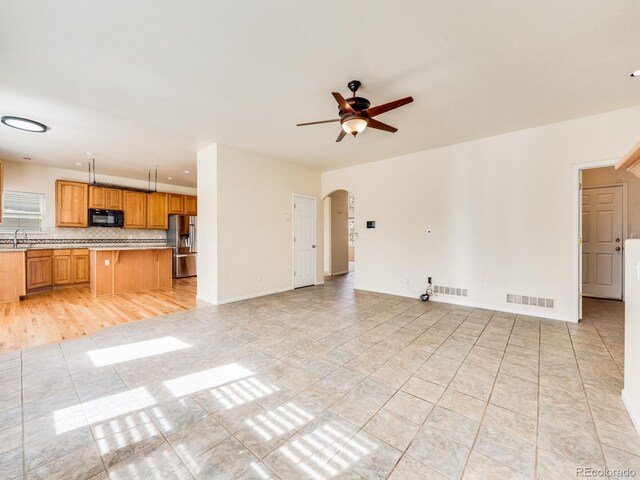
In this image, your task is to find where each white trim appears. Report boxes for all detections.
[292,193,318,289]
[331,270,349,276]
[207,287,295,305]
[572,158,619,322]
[622,389,640,439]
[195,294,218,305]
[354,286,574,322]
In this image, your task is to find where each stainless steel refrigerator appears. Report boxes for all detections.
[168,215,197,278]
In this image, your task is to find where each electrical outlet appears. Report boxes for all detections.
[104,259,110,266]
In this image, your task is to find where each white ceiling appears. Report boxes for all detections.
[1,1,640,187]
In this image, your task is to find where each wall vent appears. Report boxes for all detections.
[434,285,468,297]
[506,294,554,309]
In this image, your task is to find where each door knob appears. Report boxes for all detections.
[615,246,621,251]
[615,238,621,242]
[312,245,316,248]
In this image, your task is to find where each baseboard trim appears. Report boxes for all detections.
[195,294,218,305]
[353,285,574,323]
[331,271,349,276]
[622,389,640,439]
[216,287,294,305]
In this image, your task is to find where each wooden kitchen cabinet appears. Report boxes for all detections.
[53,250,72,285]
[147,192,169,229]
[88,186,106,209]
[168,194,185,214]
[106,189,123,210]
[56,180,88,227]
[89,187,123,210]
[123,191,147,228]
[184,195,197,215]
[26,250,53,290]
[72,249,90,283]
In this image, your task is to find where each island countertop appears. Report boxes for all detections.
[88,246,172,251]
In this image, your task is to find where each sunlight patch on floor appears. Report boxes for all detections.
[87,336,191,367]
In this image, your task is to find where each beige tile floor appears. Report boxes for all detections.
[0,273,638,480]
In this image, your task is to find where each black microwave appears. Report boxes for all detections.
[89,209,124,227]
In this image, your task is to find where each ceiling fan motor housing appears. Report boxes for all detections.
[341,97,371,115]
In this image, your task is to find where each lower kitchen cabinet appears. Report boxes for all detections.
[72,250,90,283]
[26,250,53,290]
[53,250,72,285]
[28,248,90,291]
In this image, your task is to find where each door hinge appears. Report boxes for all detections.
[294,271,296,275]
[294,203,297,208]
[579,292,583,299]
[578,237,582,245]
[579,182,582,190]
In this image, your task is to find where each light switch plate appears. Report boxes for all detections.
[105,259,110,266]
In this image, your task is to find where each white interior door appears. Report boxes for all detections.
[294,195,317,288]
[582,185,623,299]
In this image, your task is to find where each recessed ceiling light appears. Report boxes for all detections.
[85,152,93,156]
[75,162,84,166]
[167,177,173,180]
[631,70,640,77]
[1,116,48,133]
[184,170,190,174]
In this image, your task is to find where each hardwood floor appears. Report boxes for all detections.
[0,277,206,354]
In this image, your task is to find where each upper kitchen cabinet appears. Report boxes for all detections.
[185,195,197,215]
[123,191,147,228]
[147,192,168,229]
[106,188,123,210]
[89,186,123,210]
[56,180,88,227]
[168,194,185,214]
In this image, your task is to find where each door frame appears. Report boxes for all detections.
[572,158,623,321]
[292,193,318,289]
[581,183,627,300]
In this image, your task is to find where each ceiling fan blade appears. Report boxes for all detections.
[365,96,414,117]
[296,119,340,127]
[336,129,347,142]
[367,118,397,133]
[332,92,356,114]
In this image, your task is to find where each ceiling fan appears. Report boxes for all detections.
[297,80,413,142]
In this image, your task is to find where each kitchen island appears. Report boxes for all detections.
[89,246,173,296]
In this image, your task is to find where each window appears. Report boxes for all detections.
[0,191,45,233]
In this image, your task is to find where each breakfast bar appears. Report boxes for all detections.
[89,246,172,296]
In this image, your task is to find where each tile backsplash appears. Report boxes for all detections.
[0,226,167,246]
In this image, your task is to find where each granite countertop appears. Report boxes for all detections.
[0,244,170,252]
[88,246,174,251]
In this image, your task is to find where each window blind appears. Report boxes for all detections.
[0,191,45,232]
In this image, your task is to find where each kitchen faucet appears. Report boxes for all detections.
[13,229,27,248]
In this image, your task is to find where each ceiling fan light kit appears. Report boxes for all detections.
[296,80,413,142]
[1,115,48,133]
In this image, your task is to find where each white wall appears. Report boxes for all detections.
[323,196,331,275]
[197,144,322,304]
[323,105,640,322]
[623,239,640,438]
[2,160,196,231]
[196,144,218,304]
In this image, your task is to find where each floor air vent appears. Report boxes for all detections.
[506,294,554,309]
[434,285,468,297]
